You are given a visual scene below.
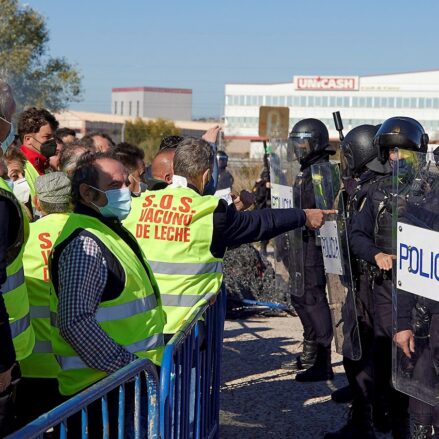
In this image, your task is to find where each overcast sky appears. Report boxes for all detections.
[27,0,439,118]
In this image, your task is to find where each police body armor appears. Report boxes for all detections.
[346,171,383,324]
[311,161,361,360]
[269,139,304,297]
[371,177,394,256]
[393,149,439,405]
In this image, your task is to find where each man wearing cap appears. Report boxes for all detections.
[16,172,71,426]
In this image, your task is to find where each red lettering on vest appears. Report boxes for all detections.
[41,249,51,266]
[42,266,49,282]
[39,232,52,250]
[153,225,190,242]
[136,223,150,238]
[179,197,192,213]
[142,194,155,208]
[160,194,173,209]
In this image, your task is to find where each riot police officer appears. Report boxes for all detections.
[288,118,335,382]
[349,117,428,439]
[325,124,391,439]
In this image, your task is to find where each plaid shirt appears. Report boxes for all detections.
[58,235,136,373]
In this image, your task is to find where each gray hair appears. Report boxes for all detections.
[173,137,214,180]
[59,140,96,175]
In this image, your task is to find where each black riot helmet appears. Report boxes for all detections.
[288,118,335,170]
[374,116,429,164]
[341,124,390,177]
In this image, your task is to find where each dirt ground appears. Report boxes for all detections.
[219,315,391,439]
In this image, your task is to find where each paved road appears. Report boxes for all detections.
[219,315,391,438]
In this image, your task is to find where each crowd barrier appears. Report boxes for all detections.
[7,287,227,438]
[160,286,227,439]
[6,359,160,439]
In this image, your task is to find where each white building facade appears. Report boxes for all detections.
[224,71,439,156]
[112,86,192,121]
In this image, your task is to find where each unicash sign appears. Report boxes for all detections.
[294,76,359,91]
[397,222,439,300]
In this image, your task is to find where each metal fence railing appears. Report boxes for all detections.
[6,359,160,439]
[7,287,227,438]
[160,287,227,439]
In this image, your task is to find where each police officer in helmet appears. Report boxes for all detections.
[325,124,390,439]
[350,117,429,438]
[289,118,335,382]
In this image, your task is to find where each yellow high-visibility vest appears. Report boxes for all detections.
[0,177,34,361]
[50,213,165,395]
[124,186,222,334]
[20,213,69,378]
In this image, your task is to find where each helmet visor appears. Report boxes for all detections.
[288,133,313,161]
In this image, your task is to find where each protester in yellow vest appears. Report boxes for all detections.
[0,80,35,436]
[49,152,165,437]
[124,137,334,336]
[17,107,59,198]
[16,172,71,427]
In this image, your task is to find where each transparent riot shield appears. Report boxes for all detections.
[311,161,361,360]
[393,148,439,405]
[270,138,304,297]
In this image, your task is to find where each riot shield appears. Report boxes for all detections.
[311,161,361,360]
[269,138,304,297]
[393,148,439,405]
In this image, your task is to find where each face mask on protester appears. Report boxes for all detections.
[4,179,14,191]
[13,178,31,203]
[89,186,132,220]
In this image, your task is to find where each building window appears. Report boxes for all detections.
[136,101,140,117]
[410,98,417,108]
[121,102,124,114]
[114,101,118,114]
[299,96,306,106]
[366,97,372,107]
[403,98,410,107]
[322,96,328,107]
[308,96,315,107]
[128,101,132,116]
[396,98,402,108]
[352,97,358,107]
[388,97,395,108]
[273,96,279,106]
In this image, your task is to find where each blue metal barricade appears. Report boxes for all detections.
[6,359,160,439]
[160,287,227,439]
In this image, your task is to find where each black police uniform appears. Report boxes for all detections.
[395,185,439,437]
[291,164,334,379]
[350,174,410,435]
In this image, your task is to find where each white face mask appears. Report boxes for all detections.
[13,178,31,203]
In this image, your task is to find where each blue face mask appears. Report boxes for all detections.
[0,123,15,152]
[4,179,14,191]
[90,186,132,220]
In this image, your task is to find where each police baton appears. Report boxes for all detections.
[333,111,344,142]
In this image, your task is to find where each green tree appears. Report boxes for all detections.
[0,0,82,112]
[125,118,181,163]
